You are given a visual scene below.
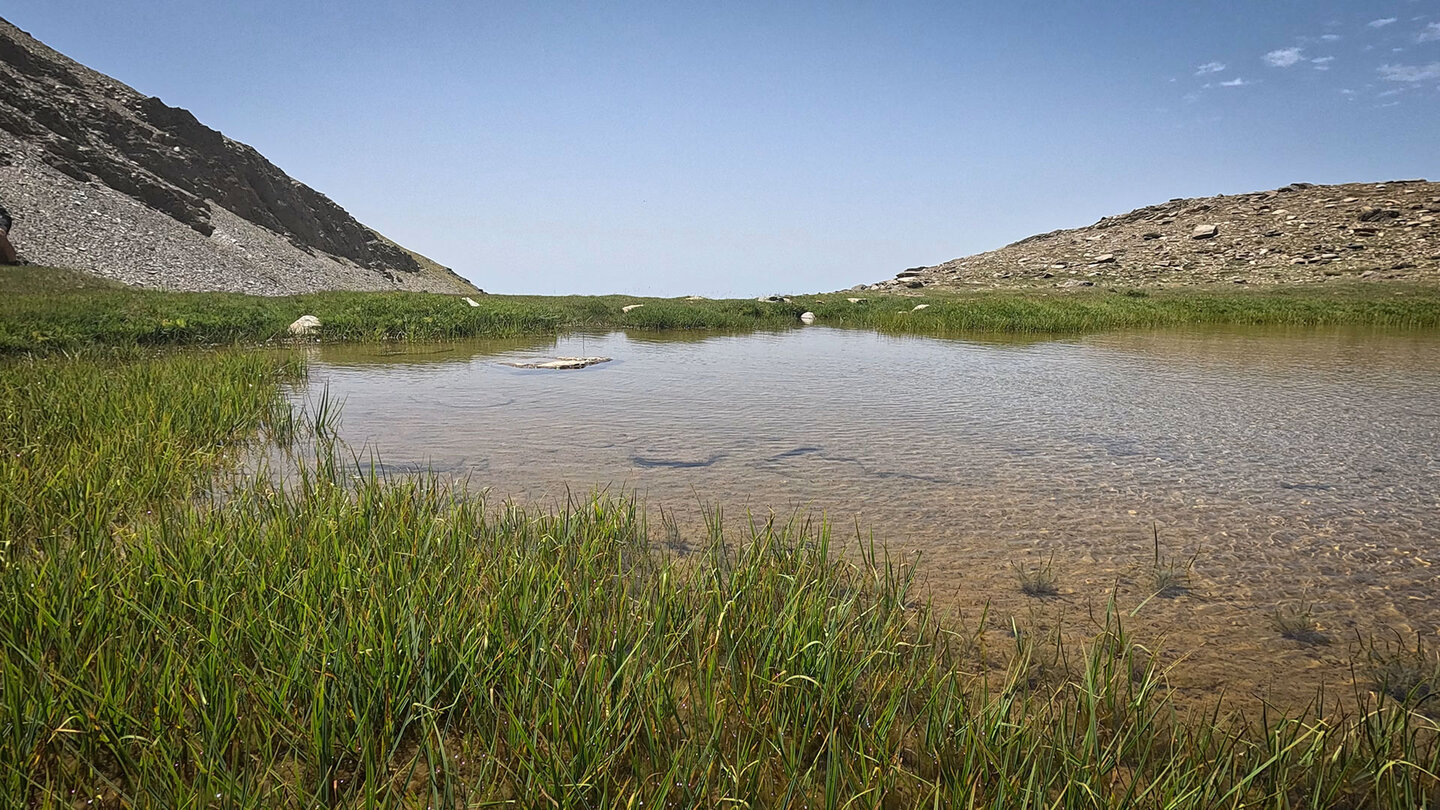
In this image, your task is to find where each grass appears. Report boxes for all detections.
[1271,603,1332,647]
[0,266,804,354]
[6,265,1440,355]
[0,347,303,550]
[794,283,1440,336]
[1015,555,1061,597]
[1148,525,1193,600]
[2,350,1439,806]
[1366,634,1440,714]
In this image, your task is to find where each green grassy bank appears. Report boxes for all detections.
[3,348,1439,806]
[6,265,1440,354]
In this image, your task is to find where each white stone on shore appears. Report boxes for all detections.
[463,297,480,307]
[622,304,644,313]
[288,315,321,336]
[799,311,816,324]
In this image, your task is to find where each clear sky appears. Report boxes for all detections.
[6,2,1438,296]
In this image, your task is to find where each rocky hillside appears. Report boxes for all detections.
[870,180,1439,293]
[0,16,477,295]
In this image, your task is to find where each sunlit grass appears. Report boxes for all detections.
[794,283,1440,335]
[0,347,303,549]
[6,265,1440,355]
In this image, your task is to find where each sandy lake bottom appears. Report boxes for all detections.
[290,325,1440,710]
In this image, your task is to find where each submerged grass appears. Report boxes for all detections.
[3,350,1439,807]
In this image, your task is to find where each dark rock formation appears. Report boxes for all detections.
[0,15,477,293]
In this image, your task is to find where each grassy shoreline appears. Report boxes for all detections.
[5,267,1440,805]
[6,265,1440,355]
[3,345,1439,806]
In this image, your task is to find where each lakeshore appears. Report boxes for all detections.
[3,267,1439,806]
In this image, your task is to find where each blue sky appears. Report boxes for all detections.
[6,2,1439,296]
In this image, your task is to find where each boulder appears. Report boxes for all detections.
[799,311,816,324]
[1191,224,1219,239]
[1358,206,1402,222]
[287,315,321,336]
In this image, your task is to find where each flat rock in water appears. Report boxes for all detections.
[503,356,612,370]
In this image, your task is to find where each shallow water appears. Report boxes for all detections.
[302,326,1440,707]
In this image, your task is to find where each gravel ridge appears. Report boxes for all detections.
[867,180,1440,293]
[0,16,477,295]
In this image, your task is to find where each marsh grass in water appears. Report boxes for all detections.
[1014,554,1061,597]
[3,348,1440,806]
[1364,633,1440,715]
[1147,525,1195,600]
[1271,602,1332,646]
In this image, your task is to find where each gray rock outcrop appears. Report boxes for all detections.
[0,16,478,295]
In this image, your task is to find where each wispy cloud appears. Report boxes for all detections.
[1219,77,1253,87]
[1419,22,1440,43]
[1311,56,1335,70]
[1320,34,1342,42]
[1263,47,1305,67]
[1369,18,1398,28]
[1378,62,1440,82]
[1194,61,1227,75]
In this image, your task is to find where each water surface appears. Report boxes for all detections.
[304,326,1440,706]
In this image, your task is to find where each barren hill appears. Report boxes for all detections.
[0,16,477,295]
[869,180,1440,293]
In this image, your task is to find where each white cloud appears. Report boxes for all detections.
[1264,47,1305,67]
[1195,61,1227,75]
[1320,34,1342,42]
[1369,18,1398,28]
[1419,22,1440,42]
[1219,77,1253,87]
[1378,62,1440,82]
